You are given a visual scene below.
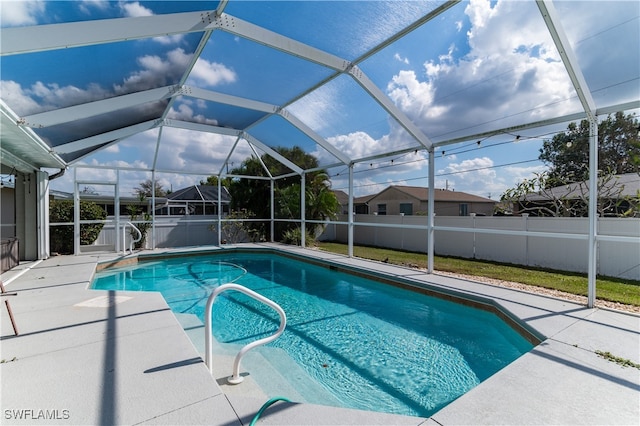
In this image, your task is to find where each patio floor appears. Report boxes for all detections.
[1,244,638,425]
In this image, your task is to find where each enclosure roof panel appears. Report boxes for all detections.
[1,0,638,189]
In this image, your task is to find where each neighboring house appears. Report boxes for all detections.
[355,185,496,216]
[331,190,375,215]
[156,185,231,216]
[332,190,349,214]
[517,173,640,217]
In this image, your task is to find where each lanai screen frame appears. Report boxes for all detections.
[1,0,639,308]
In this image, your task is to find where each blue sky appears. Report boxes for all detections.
[1,0,638,199]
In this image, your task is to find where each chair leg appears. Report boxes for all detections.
[4,299,18,336]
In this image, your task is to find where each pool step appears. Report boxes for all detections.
[174,313,340,407]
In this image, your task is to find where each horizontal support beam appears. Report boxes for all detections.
[21,86,179,128]
[183,86,277,113]
[56,120,159,154]
[1,11,211,56]
[211,13,348,71]
[163,119,242,136]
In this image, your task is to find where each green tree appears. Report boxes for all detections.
[499,171,639,217]
[50,200,106,254]
[200,175,233,188]
[228,147,339,242]
[134,179,167,198]
[539,112,640,186]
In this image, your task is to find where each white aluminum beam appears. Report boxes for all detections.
[248,142,274,178]
[537,0,599,308]
[217,135,242,176]
[430,100,639,150]
[1,11,212,56]
[56,120,159,154]
[279,109,351,165]
[21,86,179,128]
[427,150,435,273]
[210,13,348,72]
[0,148,39,173]
[163,119,242,137]
[242,133,303,175]
[348,65,433,150]
[536,0,597,119]
[183,86,278,113]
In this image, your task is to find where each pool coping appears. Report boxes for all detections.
[2,243,639,425]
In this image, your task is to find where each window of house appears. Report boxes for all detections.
[399,203,413,215]
[377,204,387,215]
[459,203,468,216]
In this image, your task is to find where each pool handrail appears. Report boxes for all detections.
[123,222,142,254]
[205,283,287,384]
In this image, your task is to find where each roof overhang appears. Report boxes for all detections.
[1,100,67,174]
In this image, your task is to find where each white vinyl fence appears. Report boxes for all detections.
[320,215,640,280]
[94,216,221,250]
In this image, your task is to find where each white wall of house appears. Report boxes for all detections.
[320,214,640,280]
[14,171,49,260]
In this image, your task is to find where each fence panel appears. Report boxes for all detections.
[321,215,639,280]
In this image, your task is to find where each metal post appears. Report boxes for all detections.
[427,150,435,273]
[587,118,599,307]
[151,171,156,250]
[217,179,222,245]
[348,164,354,258]
[301,173,306,248]
[270,180,275,242]
[115,170,121,253]
[73,168,80,255]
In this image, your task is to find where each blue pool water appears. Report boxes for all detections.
[92,252,534,417]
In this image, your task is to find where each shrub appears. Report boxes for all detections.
[50,200,106,254]
[281,227,315,247]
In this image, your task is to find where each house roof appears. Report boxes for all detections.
[168,185,231,203]
[374,185,495,203]
[522,173,640,202]
[331,190,349,205]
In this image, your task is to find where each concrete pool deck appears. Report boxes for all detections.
[1,243,638,425]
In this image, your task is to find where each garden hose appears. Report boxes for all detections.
[249,396,291,426]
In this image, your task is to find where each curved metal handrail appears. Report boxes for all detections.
[205,283,287,384]
[123,222,142,254]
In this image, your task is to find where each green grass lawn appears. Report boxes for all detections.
[315,242,640,307]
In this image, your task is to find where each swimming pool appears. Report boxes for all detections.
[92,251,535,417]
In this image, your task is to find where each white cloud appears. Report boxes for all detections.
[152,34,185,45]
[0,79,110,116]
[435,156,550,198]
[0,1,45,26]
[387,0,578,140]
[114,48,193,94]
[2,47,198,116]
[0,80,41,116]
[167,103,218,125]
[190,58,237,87]
[438,156,498,195]
[77,1,110,15]
[152,128,251,174]
[119,1,153,17]
[103,144,119,154]
[394,53,409,65]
